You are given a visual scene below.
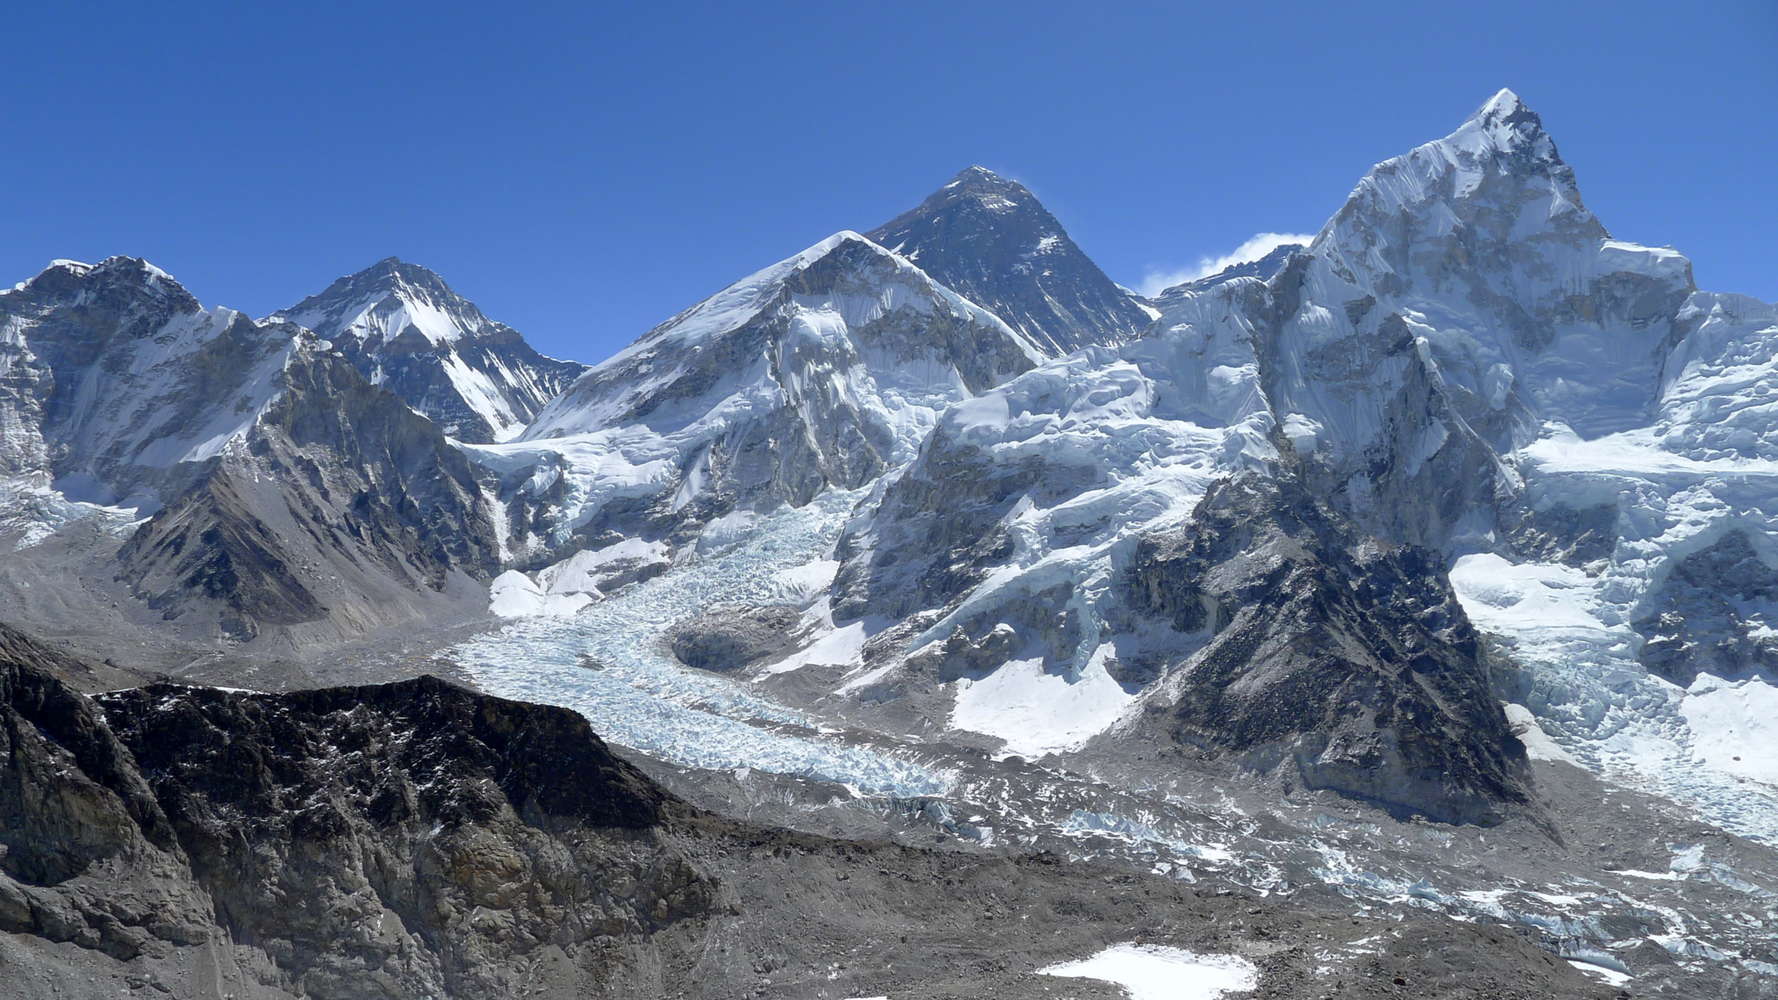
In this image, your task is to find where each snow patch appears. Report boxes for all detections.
[949,648,1134,758]
[1680,675,1778,787]
[1038,944,1258,1000]
[488,570,593,618]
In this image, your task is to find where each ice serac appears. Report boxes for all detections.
[867,166,1154,355]
[271,258,586,443]
[476,231,1043,581]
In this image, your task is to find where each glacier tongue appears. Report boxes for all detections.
[451,489,951,797]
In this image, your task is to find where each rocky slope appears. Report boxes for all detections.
[0,625,1616,1000]
[1125,473,1531,825]
[115,343,501,641]
[270,258,585,443]
[868,165,1154,355]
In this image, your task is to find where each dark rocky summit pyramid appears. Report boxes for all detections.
[868,166,1154,355]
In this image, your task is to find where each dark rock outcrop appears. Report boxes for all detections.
[1634,528,1778,685]
[0,625,715,999]
[0,625,1621,1000]
[1126,473,1533,825]
[669,604,801,672]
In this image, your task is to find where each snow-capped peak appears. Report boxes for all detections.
[868,167,1153,354]
[1446,86,1559,163]
[270,256,495,349]
[268,257,585,443]
[1476,86,1528,121]
[568,229,1040,389]
[1315,87,1602,277]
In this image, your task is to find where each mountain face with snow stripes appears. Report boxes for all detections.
[816,89,1777,828]
[867,166,1155,356]
[476,231,1045,577]
[270,258,586,443]
[0,259,501,642]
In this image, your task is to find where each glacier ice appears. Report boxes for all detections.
[451,489,952,797]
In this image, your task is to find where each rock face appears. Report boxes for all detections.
[868,166,1154,355]
[1126,474,1531,825]
[479,231,1044,570]
[0,626,1621,1000]
[0,625,715,1000]
[1634,529,1778,685]
[271,258,586,443]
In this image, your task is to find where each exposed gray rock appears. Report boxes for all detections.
[668,604,801,672]
[116,344,501,642]
[1125,473,1533,825]
[0,625,1619,1000]
[1635,529,1778,685]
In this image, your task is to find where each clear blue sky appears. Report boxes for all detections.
[5,1,1773,363]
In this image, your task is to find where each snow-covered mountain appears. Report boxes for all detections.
[0,258,500,644]
[0,257,299,507]
[868,166,1155,355]
[270,258,585,443]
[734,90,1778,834]
[5,86,1778,998]
[470,231,1043,593]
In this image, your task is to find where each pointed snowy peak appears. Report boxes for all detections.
[270,259,586,443]
[867,167,1152,356]
[270,256,498,348]
[1444,87,1563,165]
[1315,87,1606,281]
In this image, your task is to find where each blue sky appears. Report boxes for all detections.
[5,1,1773,363]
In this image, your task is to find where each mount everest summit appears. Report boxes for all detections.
[3,90,1777,998]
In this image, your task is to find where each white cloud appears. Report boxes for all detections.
[1134,232,1314,297]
